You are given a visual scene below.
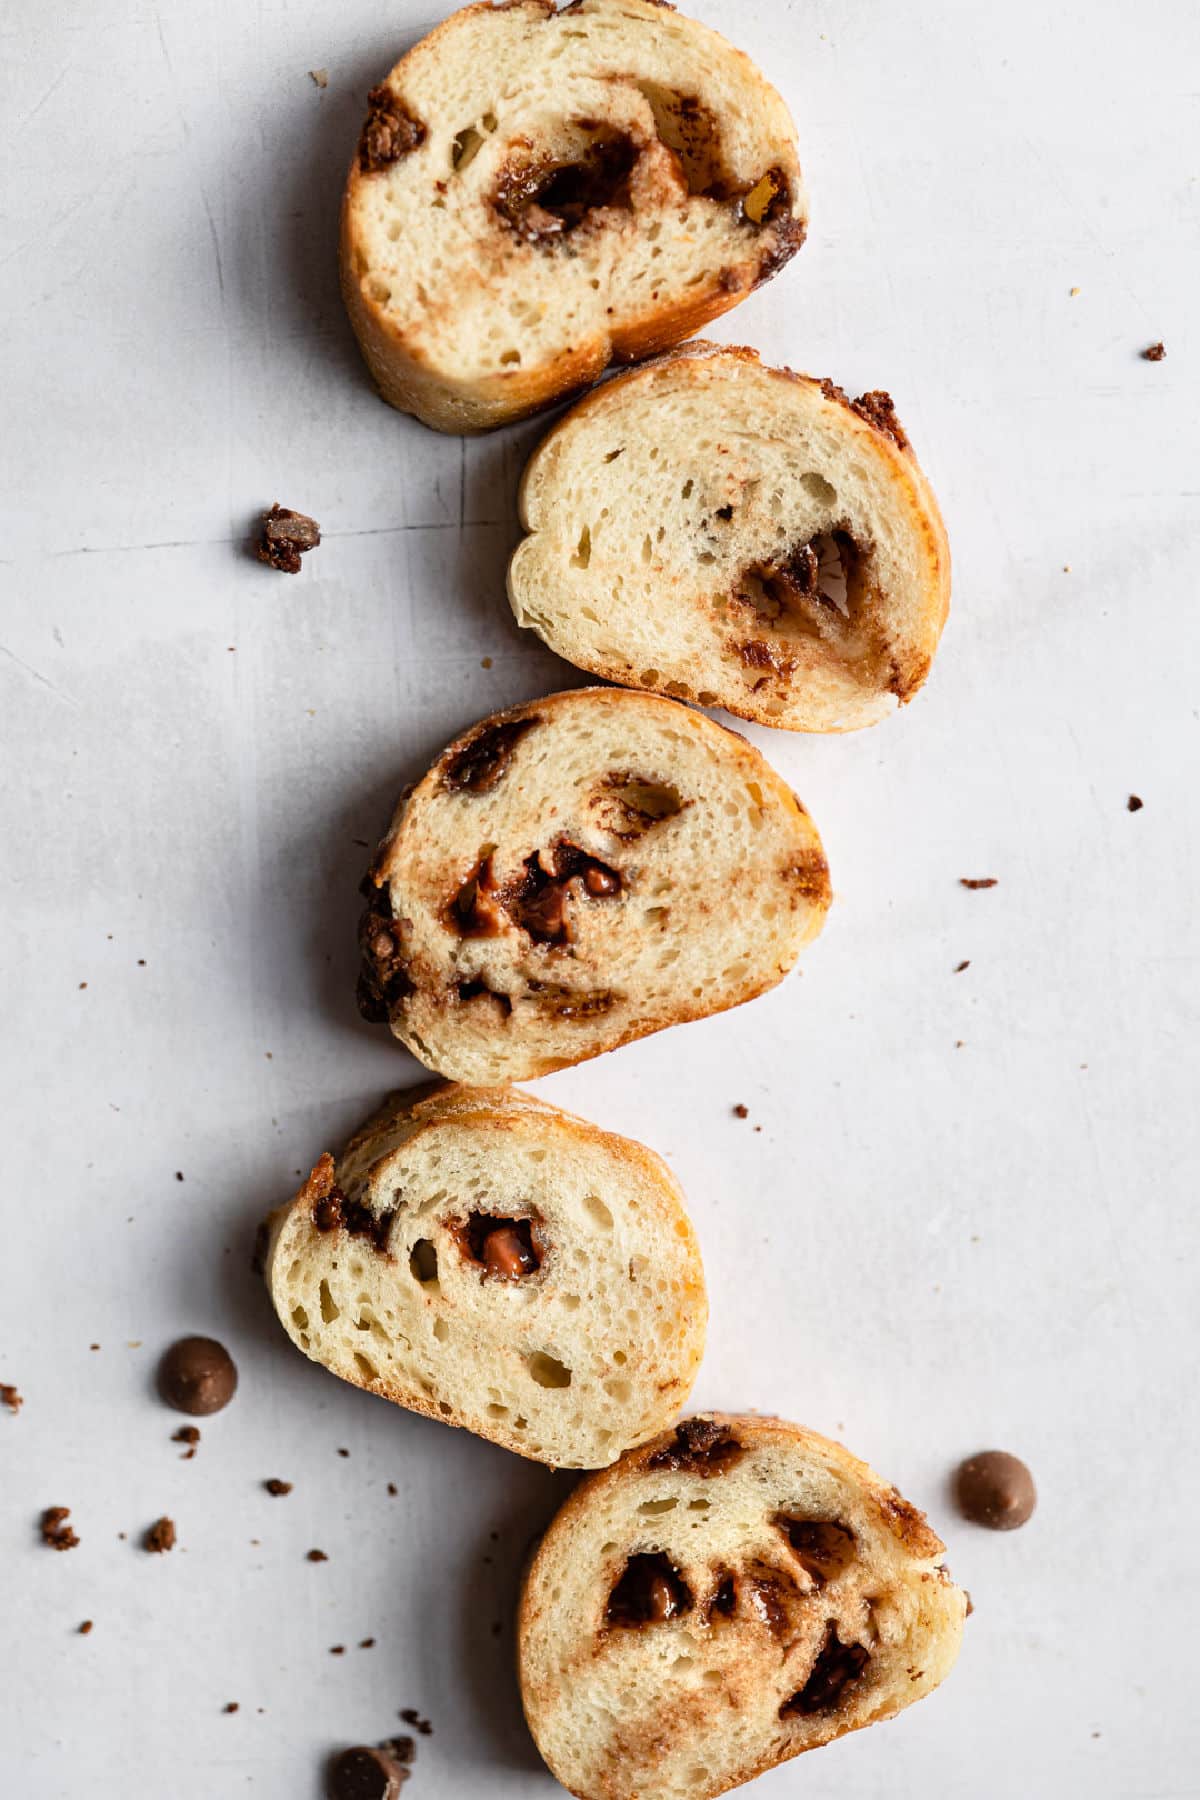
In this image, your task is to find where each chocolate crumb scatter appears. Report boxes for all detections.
[399,1708,433,1736]
[79,1620,93,1635]
[338,1447,350,1458]
[1142,341,1165,361]
[173,1426,200,1447]
[223,1702,239,1715]
[387,1482,398,1497]
[954,960,970,974]
[308,1548,329,1562]
[360,1637,376,1649]
[144,1516,176,1554]
[175,1171,184,1181]
[330,1645,346,1655]
[1,1384,22,1414]
[256,503,321,574]
[733,1103,749,1119]
[960,877,997,890]
[329,1744,411,1797]
[41,1507,79,1551]
[1127,794,1144,812]
[264,1478,293,1496]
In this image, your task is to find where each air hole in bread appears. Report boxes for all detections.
[637,1497,678,1517]
[607,1553,692,1627]
[572,525,592,569]
[454,1213,543,1279]
[409,1239,439,1285]
[801,471,838,506]
[592,772,684,839]
[583,1193,614,1231]
[604,1378,633,1403]
[291,1305,309,1331]
[451,125,484,171]
[353,1351,379,1383]
[486,1402,508,1419]
[774,1517,856,1587]
[528,1352,572,1389]
[500,349,521,366]
[456,976,513,1015]
[561,1293,581,1311]
[494,127,638,244]
[433,1317,450,1344]
[781,1624,869,1717]
[445,717,540,794]
[319,1280,340,1324]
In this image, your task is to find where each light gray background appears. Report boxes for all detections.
[2,1,1197,1795]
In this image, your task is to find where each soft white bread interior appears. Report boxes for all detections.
[263,1085,706,1469]
[509,344,950,731]
[341,0,806,432]
[519,1414,967,1798]
[357,688,831,1082]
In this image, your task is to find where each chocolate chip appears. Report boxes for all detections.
[1142,341,1165,361]
[606,1554,692,1627]
[256,503,321,574]
[144,1516,177,1553]
[158,1337,238,1416]
[328,1745,409,1799]
[955,1451,1036,1530]
[40,1507,79,1551]
[781,1623,869,1715]
[264,1479,293,1496]
[480,1222,540,1280]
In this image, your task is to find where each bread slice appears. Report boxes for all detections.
[263,1084,706,1469]
[357,688,831,1082]
[509,343,951,731]
[519,1414,967,1798]
[340,1,806,432]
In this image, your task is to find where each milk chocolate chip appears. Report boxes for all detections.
[955,1451,1036,1530]
[158,1337,238,1416]
[607,1553,692,1627]
[457,1213,542,1279]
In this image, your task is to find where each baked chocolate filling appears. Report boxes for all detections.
[358,86,426,173]
[502,843,623,947]
[357,884,413,1022]
[312,1185,396,1255]
[443,716,540,793]
[774,1517,856,1586]
[607,1553,692,1627]
[781,1624,869,1716]
[453,1212,543,1279]
[496,130,638,242]
[647,1418,744,1476]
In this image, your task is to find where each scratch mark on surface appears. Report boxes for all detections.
[16,60,72,132]
[200,189,226,306]
[0,644,80,709]
[459,440,466,535]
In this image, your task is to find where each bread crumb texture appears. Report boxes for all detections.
[265,1085,707,1469]
[520,1414,967,1799]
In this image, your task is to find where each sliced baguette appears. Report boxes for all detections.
[357,688,831,1082]
[263,1084,706,1469]
[341,1,806,432]
[509,343,950,731]
[519,1414,967,1798]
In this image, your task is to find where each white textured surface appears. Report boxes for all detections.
[1,1,1197,1795]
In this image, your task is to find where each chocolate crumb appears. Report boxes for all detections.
[41,1507,79,1550]
[79,1620,93,1635]
[1142,341,1165,361]
[360,1637,376,1649]
[79,981,87,989]
[173,1426,200,1448]
[964,1591,974,1617]
[308,1548,329,1562]
[309,69,329,89]
[264,1479,293,1496]
[1127,794,1143,812]
[90,1343,100,1351]
[1,1384,22,1414]
[256,503,321,574]
[732,1103,749,1119]
[175,1171,184,1181]
[330,1645,346,1655]
[954,960,970,973]
[223,1702,239,1714]
[337,1447,350,1458]
[387,1483,398,1497]
[382,1737,415,1765]
[960,877,997,890]
[399,1708,433,1736]
[144,1516,177,1554]
[329,1744,410,1797]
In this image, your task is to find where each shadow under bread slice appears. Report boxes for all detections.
[262,1083,706,1469]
